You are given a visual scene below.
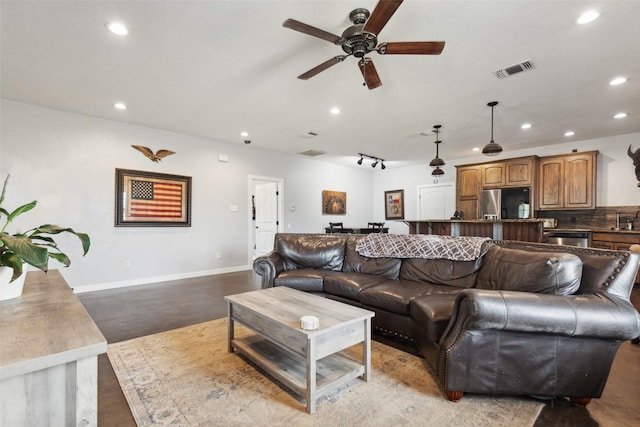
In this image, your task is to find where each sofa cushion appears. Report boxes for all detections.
[323,272,390,300]
[274,269,341,292]
[410,294,460,343]
[476,246,583,295]
[343,235,401,279]
[359,280,460,315]
[276,235,346,271]
[400,257,484,288]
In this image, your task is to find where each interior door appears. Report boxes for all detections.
[418,183,455,219]
[254,181,279,258]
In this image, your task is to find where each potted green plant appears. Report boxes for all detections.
[0,175,90,300]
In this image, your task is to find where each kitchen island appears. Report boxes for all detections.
[404,219,545,242]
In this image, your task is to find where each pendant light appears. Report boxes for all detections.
[429,124,445,177]
[482,101,503,156]
[429,125,445,167]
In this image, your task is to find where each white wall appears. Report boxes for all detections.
[1,101,373,290]
[4,100,638,292]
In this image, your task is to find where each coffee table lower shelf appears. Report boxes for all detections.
[231,334,365,409]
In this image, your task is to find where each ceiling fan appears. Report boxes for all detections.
[283,0,445,90]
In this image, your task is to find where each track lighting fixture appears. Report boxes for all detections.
[482,101,503,156]
[357,153,386,169]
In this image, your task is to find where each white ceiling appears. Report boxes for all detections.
[2,1,639,169]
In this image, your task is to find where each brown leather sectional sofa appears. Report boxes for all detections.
[253,233,640,404]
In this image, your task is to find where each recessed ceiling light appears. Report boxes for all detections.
[330,107,340,115]
[577,10,599,25]
[564,131,575,137]
[609,77,627,86]
[114,102,127,110]
[240,131,249,137]
[472,147,480,152]
[107,22,128,36]
[521,123,532,129]
[614,112,628,119]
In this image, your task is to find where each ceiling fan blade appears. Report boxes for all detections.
[358,58,382,90]
[298,56,346,80]
[283,18,343,44]
[362,0,404,35]
[378,41,445,55]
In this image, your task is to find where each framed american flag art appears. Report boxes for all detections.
[115,169,192,227]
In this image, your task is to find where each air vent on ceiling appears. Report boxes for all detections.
[299,131,319,139]
[298,149,326,157]
[494,59,536,79]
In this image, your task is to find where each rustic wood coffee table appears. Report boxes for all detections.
[224,286,374,414]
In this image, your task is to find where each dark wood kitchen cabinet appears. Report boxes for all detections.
[591,230,640,283]
[538,151,597,210]
[481,157,536,189]
[455,165,481,219]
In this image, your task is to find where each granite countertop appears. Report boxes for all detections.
[405,219,544,223]
[590,228,640,235]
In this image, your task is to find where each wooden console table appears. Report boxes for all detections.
[0,270,107,426]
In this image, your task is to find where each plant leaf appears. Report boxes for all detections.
[1,233,49,271]
[0,252,23,281]
[32,225,90,255]
[7,201,37,223]
[48,251,71,267]
[0,175,8,207]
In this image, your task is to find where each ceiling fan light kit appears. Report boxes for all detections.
[283,0,445,90]
[482,101,504,156]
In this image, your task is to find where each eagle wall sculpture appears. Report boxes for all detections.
[628,145,640,186]
[131,145,175,163]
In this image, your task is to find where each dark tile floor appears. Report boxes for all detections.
[78,271,640,426]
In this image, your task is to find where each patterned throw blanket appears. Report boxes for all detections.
[356,234,491,261]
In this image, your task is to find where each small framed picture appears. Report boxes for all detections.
[115,169,191,227]
[322,190,346,215]
[384,189,404,220]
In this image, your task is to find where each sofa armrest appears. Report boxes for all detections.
[253,251,286,288]
[443,289,640,341]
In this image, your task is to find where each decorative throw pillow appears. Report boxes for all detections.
[476,246,583,295]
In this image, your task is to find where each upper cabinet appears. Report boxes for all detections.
[481,157,536,188]
[538,151,597,210]
[505,157,536,187]
[482,162,505,188]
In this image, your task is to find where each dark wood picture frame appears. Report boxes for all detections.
[384,189,404,220]
[115,168,191,227]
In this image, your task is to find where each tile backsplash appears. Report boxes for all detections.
[537,206,640,230]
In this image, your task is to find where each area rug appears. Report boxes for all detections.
[108,318,543,426]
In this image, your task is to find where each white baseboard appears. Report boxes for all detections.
[73,265,252,294]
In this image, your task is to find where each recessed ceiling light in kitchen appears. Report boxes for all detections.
[577,10,599,25]
[107,22,128,36]
[614,112,628,119]
[610,77,627,86]
[114,102,127,110]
